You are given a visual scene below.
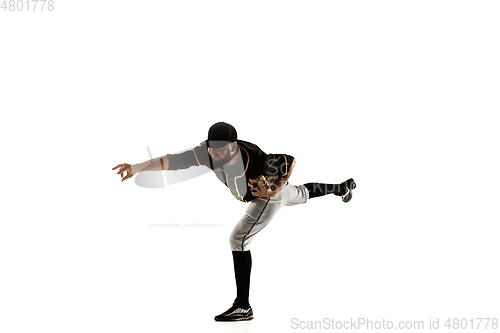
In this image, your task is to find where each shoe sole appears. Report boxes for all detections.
[215,315,254,322]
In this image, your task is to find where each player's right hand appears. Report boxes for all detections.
[112,163,133,182]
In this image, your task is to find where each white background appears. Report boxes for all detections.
[1,1,499,332]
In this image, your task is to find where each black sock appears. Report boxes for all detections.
[232,250,252,307]
[304,182,347,199]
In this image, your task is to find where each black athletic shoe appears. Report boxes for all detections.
[342,178,356,203]
[214,303,254,322]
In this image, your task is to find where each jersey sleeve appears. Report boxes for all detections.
[165,141,211,170]
[262,153,295,177]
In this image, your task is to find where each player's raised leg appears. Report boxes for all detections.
[303,178,356,202]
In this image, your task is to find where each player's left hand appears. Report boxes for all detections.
[112,163,134,182]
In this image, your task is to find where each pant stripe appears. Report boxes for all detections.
[240,198,270,251]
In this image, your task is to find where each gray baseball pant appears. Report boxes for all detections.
[230,183,310,251]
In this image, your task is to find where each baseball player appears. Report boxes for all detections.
[112,122,356,322]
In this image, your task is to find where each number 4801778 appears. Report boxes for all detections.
[1,0,55,11]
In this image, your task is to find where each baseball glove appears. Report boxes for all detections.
[248,175,272,198]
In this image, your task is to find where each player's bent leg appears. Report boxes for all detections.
[229,197,283,251]
[218,196,286,321]
[214,250,254,322]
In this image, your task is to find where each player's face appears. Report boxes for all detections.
[208,143,234,165]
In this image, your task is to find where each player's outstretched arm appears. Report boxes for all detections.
[112,156,169,182]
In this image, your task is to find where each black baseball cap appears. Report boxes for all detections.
[207,122,237,148]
